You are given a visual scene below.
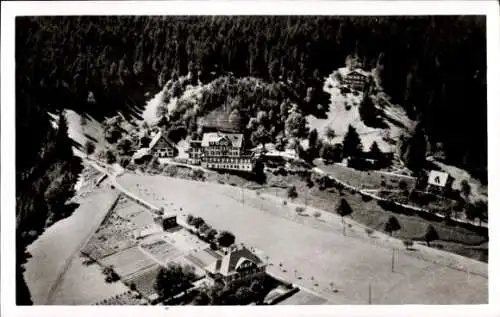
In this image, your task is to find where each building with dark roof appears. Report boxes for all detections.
[204,245,266,286]
[148,131,178,158]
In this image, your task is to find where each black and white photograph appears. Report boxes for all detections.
[1,1,499,316]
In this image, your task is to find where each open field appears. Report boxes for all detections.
[315,160,416,190]
[100,246,157,278]
[118,173,487,304]
[50,256,130,305]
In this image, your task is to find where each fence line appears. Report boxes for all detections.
[311,167,487,230]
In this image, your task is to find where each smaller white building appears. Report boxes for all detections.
[427,170,453,192]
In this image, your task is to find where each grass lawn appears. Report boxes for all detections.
[50,256,130,305]
[260,175,487,258]
[117,173,487,304]
[315,160,416,190]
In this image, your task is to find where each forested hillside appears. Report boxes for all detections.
[16,16,486,177]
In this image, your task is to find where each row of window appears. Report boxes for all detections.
[205,163,252,170]
[207,151,240,157]
[203,157,251,163]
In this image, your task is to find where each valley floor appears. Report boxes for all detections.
[118,173,487,304]
[23,164,487,305]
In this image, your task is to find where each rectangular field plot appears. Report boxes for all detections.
[277,289,329,305]
[115,199,155,228]
[123,265,161,300]
[100,246,156,278]
[140,238,183,263]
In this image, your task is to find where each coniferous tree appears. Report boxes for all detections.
[384,216,401,236]
[336,198,353,235]
[342,125,363,158]
[402,122,428,173]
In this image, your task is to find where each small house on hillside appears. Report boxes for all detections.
[342,69,370,91]
[204,245,266,286]
[148,131,178,158]
[427,170,454,192]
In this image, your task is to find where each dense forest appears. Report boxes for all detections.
[16,15,487,304]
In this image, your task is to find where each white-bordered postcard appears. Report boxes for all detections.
[2,1,499,317]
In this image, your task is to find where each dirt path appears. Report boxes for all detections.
[24,189,119,304]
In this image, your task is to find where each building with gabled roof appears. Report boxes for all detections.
[188,131,254,172]
[340,68,370,91]
[204,245,266,286]
[201,132,244,149]
[148,131,178,158]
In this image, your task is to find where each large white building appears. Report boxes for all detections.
[188,132,254,172]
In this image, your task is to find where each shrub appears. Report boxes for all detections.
[192,169,205,181]
[186,214,194,225]
[424,224,439,246]
[364,228,374,236]
[398,180,408,190]
[217,231,236,247]
[287,186,298,199]
[384,216,401,236]
[313,211,321,218]
[381,180,387,187]
[192,217,205,229]
[361,194,373,202]
[403,239,414,249]
[282,200,287,206]
[295,206,305,213]
[119,157,130,168]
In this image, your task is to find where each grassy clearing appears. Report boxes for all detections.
[315,160,416,190]
[50,256,130,305]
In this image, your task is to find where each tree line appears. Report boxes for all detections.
[17,16,486,176]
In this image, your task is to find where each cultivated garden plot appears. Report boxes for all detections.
[100,246,157,278]
[117,174,487,304]
[123,265,162,300]
[139,238,183,264]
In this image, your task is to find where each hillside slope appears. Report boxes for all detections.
[307,69,414,154]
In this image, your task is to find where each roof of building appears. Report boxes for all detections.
[132,148,151,160]
[201,132,244,148]
[149,131,177,150]
[205,245,264,276]
[428,170,450,187]
[338,67,371,78]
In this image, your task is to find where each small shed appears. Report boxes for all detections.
[161,213,178,230]
[427,170,453,192]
